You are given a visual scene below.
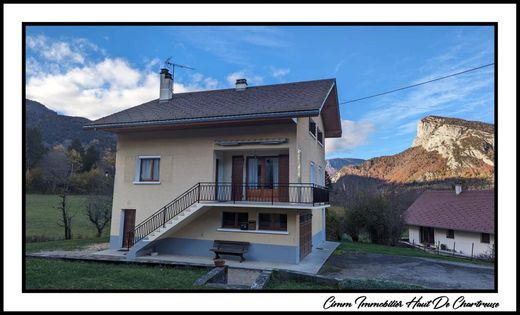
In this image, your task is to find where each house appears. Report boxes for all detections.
[403,186,495,258]
[84,68,342,264]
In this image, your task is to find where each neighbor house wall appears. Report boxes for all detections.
[407,225,495,257]
[109,123,297,249]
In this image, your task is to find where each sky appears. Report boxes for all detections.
[25,25,495,160]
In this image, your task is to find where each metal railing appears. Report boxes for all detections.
[126,182,329,249]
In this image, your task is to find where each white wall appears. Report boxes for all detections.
[408,225,495,257]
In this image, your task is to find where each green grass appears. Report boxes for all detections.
[25,194,110,241]
[25,238,108,253]
[25,258,208,290]
[337,241,493,265]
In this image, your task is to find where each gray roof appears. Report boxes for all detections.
[84,78,341,136]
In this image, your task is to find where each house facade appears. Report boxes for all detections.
[403,187,495,258]
[85,69,342,264]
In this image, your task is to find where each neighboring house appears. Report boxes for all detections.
[403,186,495,258]
[84,69,342,264]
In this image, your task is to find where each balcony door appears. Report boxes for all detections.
[246,155,288,202]
[231,156,244,200]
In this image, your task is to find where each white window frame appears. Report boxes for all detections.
[309,118,317,139]
[133,155,161,184]
[310,161,316,184]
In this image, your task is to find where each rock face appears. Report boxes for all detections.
[412,116,494,169]
[332,116,494,185]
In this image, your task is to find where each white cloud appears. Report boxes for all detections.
[226,70,263,87]
[325,120,375,155]
[269,67,290,79]
[26,57,218,120]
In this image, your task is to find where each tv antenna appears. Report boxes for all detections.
[164,57,195,94]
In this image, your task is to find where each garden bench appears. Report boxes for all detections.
[210,240,250,262]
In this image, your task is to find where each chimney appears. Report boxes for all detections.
[455,184,462,195]
[235,78,248,91]
[159,68,173,101]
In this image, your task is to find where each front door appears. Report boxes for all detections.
[419,226,435,245]
[122,209,136,248]
[299,212,312,260]
[232,156,244,201]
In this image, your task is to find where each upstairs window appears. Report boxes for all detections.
[309,119,317,138]
[138,157,160,182]
[446,229,454,239]
[317,128,323,145]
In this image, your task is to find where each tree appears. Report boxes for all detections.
[56,192,75,240]
[82,145,99,172]
[68,139,85,157]
[324,171,333,188]
[65,149,83,176]
[85,194,112,237]
[26,127,47,169]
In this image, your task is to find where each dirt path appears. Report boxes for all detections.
[319,251,494,290]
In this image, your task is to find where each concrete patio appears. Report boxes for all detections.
[132,241,339,274]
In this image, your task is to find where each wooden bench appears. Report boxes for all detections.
[210,240,250,262]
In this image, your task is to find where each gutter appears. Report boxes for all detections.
[83,109,320,130]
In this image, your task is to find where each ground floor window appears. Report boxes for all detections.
[446,229,454,239]
[481,233,490,243]
[258,213,287,231]
[222,212,248,229]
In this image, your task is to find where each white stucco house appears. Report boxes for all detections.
[403,186,494,258]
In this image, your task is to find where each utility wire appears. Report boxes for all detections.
[340,63,494,104]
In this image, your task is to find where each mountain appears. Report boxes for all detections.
[332,115,494,186]
[25,99,116,150]
[325,158,365,177]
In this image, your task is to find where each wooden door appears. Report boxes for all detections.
[278,154,289,202]
[122,209,136,248]
[299,212,312,260]
[232,156,244,201]
[420,226,435,245]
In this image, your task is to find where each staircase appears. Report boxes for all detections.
[126,183,204,259]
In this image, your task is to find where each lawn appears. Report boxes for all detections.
[336,241,493,265]
[25,258,209,290]
[25,238,109,253]
[25,194,110,242]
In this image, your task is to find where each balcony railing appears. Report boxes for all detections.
[198,182,329,206]
[127,182,329,249]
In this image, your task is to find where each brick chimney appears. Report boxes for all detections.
[159,68,173,101]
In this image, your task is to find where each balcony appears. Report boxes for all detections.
[196,182,329,208]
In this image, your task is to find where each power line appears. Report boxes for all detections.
[340,63,494,104]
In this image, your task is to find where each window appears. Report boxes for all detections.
[481,233,490,244]
[138,157,160,182]
[446,229,454,239]
[318,166,324,186]
[247,157,279,188]
[310,162,316,184]
[317,128,323,145]
[309,119,317,138]
[259,213,287,231]
[222,212,248,229]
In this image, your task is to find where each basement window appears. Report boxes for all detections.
[222,212,248,229]
[258,213,287,231]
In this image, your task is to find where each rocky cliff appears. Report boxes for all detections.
[332,116,494,185]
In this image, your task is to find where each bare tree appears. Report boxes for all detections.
[85,194,112,237]
[56,190,75,240]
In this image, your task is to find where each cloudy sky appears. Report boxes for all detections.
[25,25,494,159]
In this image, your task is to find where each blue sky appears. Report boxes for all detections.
[25,25,495,159]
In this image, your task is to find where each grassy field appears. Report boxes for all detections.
[25,258,208,290]
[336,241,493,265]
[25,194,110,242]
[25,238,109,253]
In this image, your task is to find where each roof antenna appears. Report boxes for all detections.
[164,57,195,94]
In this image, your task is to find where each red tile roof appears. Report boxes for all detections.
[403,190,494,234]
